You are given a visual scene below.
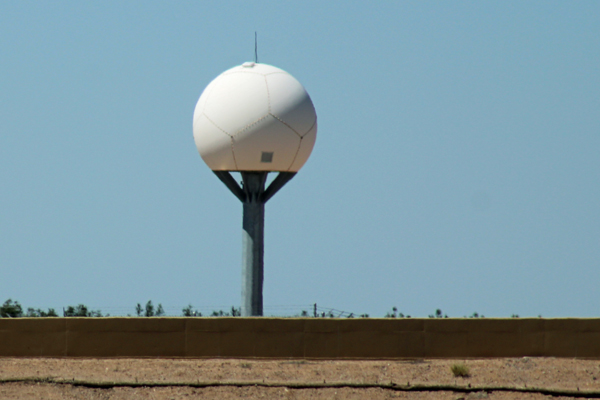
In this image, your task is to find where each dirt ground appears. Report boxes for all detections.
[1,357,600,399]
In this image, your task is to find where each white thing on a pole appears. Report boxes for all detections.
[192,62,318,316]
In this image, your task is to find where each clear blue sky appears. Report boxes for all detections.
[1,2,599,317]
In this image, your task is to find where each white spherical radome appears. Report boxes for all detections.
[193,62,317,172]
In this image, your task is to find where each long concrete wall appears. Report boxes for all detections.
[1,318,599,358]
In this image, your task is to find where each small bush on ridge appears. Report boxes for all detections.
[451,363,470,378]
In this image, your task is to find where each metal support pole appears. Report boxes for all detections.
[212,170,296,317]
[241,172,267,316]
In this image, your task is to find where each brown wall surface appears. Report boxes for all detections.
[1,318,599,358]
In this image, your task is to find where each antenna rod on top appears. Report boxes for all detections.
[255,31,258,63]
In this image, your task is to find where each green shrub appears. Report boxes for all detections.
[64,304,102,317]
[428,309,447,318]
[451,363,470,377]
[182,304,202,317]
[26,308,58,317]
[210,307,240,317]
[385,306,405,318]
[137,300,165,317]
[0,299,23,318]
